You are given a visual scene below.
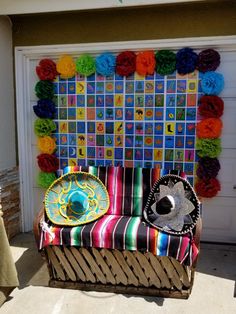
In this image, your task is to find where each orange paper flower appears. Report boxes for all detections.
[196,118,222,139]
[56,55,76,79]
[136,51,156,76]
[37,136,56,154]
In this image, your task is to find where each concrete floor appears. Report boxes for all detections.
[1,233,236,314]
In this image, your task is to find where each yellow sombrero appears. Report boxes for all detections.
[44,171,110,226]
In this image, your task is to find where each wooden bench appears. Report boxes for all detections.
[34,166,201,299]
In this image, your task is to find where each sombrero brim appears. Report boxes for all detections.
[44,171,110,226]
[143,174,200,235]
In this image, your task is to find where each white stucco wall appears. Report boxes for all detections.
[0,16,16,170]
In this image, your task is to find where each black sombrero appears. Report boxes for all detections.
[143,174,200,235]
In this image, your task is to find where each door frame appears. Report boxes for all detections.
[15,35,236,231]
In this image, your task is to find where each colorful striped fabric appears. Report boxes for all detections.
[39,166,198,266]
[62,166,186,217]
[40,214,198,266]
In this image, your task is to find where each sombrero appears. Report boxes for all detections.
[143,174,200,235]
[44,171,110,226]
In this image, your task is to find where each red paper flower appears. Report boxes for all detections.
[196,118,222,139]
[136,51,156,76]
[198,96,224,118]
[37,154,59,172]
[195,178,221,198]
[36,59,58,81]
[116,51,136,77]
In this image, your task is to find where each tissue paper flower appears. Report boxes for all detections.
[198,95,224,118]
[136,51,156,76]
[37,136,57,154]
[201,71,224,95]
[34,118,56,137]
[196,118,222,139]
[96,52,116,76]
[76,54,96,76]
[35,80,55,100]
[36,59,58,81]
[176,47,198,75]
[155,50,176,75]
[33,99,56,119]
[197,49,220,73]
[56,55,76,79]
[116,51,136,77]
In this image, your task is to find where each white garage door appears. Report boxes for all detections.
[201,51,236,242]
[15,37,236,243]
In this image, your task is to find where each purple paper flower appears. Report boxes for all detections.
[196,157,221,179]
[197,49,220,73]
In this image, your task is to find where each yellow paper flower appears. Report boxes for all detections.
[37,136,56,154]
[56,55,76,79]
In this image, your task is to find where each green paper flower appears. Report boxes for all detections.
[155,50,176,76]
[34,118,56,137]
[75,54,96,76]
[35,80,55,99]
[37,171,57,189]
[196,138,221,158]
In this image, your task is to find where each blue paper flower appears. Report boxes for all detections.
[201,71,224,95]
[96,52,116,76]
[176,47,198,75]
[33,99,56,119]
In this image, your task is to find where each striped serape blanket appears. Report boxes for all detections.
[40,215,198,266]
[39,166,199,266]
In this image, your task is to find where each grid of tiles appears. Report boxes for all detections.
[53,70,202,185]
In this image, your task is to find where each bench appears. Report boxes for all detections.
[34,165,201,299]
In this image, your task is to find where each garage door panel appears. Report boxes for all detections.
[202,196,236,243]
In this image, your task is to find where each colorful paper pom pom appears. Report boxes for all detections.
[37,171,57,189]
[196,157,220,179]
[37,136,56,154]
[196,138,221,158]
[76,54,96,77]
[56,55,76,79]
[33,99,56,119]
[34,118,56,137]
[198,95,224,118]
[116,51,136,77]
[195,178,221,198]
[201,71,224,95]
[176,47,198,75]
[155,50,176,75]
[95,52,116,76]
[35,80,55,100]
[136,51,156,76]
[197,49,220,73]
[196,118,222,139]
[37,154,59,172]
[36,59,58,81]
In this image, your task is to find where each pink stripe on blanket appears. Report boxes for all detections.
[91,215,113,247]
[106,166,115,215]
[113,167,123,216]
[178,235,190,263]
[102,216,120,248]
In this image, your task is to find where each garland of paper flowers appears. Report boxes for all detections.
[33,47,224,197]
[195,49,224,198]
[34,58,59,188]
